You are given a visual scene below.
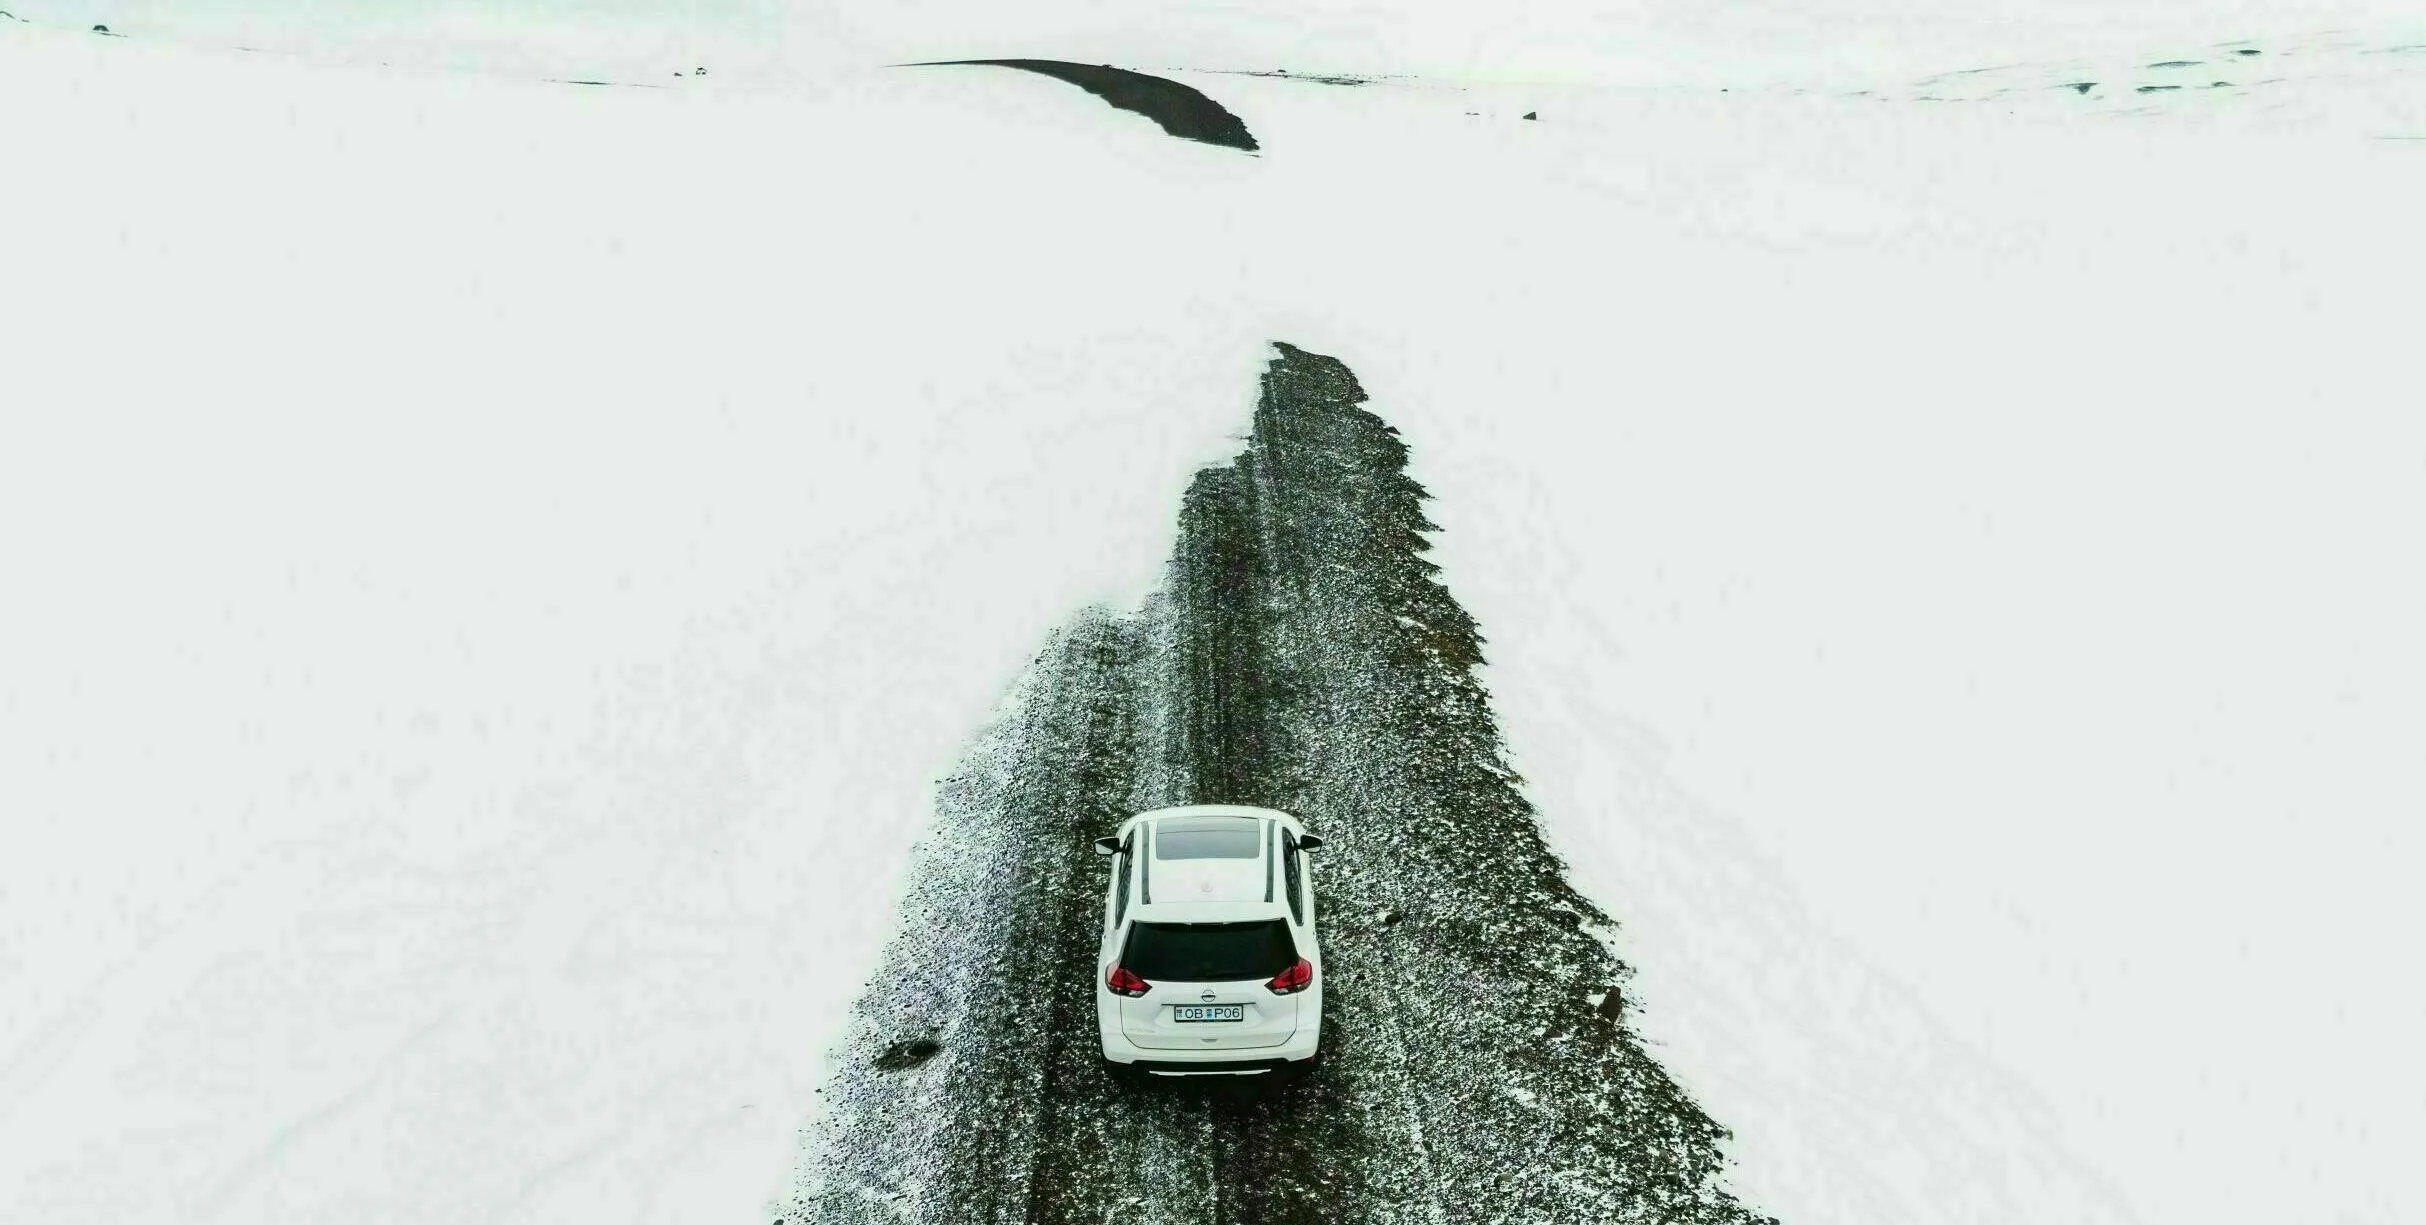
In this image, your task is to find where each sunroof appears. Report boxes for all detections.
[1151,817,1262,860]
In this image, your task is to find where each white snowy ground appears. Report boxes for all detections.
[5,9,2424,1225]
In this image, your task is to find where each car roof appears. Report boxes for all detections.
[1118,808,1298,921]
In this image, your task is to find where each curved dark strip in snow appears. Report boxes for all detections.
[790,344,1769,1224]
[903,59,1259,152]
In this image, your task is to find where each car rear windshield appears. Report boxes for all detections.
[1153,818,1261,860]
[1122,920,1297,983]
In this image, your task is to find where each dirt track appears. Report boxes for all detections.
[905,60,1260,151]
[789,343,1772,1225]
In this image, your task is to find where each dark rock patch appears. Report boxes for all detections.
[1595,987,1627,1022]
[905,59,1258,152]
[2136,84,2184,93]
[2148,59,2202,68]
[2065,81,2098,95]
[872,1036,943,1073]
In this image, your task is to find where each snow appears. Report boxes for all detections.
[18,1,2426,89]
[0,25,1264,1222]
[6,8,2425,1225]
[1335,90,2426,1225]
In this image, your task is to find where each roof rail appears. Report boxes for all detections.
[1263,819,1277,903]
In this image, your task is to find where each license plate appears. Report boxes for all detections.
[1172,1005,1245,1023]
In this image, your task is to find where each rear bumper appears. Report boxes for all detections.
[1129,1056,1300,1075]
[1101,1023,1320,1074]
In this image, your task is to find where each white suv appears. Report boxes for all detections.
[1093,804,1325,1078]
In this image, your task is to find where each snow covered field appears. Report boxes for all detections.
[5,7,2424,1225]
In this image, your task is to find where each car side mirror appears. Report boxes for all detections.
[1092,836,1122,856]
[1295,835,1324,852]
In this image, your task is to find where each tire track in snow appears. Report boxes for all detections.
[1211,345,1771,1224]
[790,613,1144,1223]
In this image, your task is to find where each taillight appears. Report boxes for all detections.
[1106,964,1150,997]
[1266,957,1314,995]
